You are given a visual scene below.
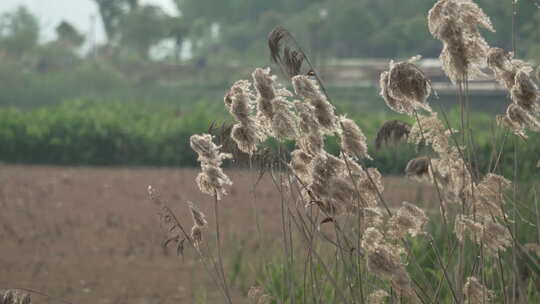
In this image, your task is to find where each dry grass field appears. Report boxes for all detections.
[0,165,436,304]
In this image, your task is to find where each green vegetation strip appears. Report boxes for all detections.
[0,100,537,179]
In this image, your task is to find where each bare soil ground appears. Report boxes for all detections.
[0,165,436,304]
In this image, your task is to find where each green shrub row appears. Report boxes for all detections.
[0,100,223,166]
[0,99,537,179]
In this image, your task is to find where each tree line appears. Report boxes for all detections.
[1,0,539,65]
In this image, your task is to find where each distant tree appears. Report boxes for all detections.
[168,17,190,62]
[0,6,39,57]
[126,0,139,11]
[119,5,172,59]
[92,0,128,42]
[56,21,85,48]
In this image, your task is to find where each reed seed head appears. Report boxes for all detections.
[482,220,512,255]
[21,294,31,304]
[362,227,384,251]
[2,290,15,304]
[355,167,384,207]
[361,207,384,229]
[271,97,298,140]
[290,149,313,182]
[292,75,338,133]
[464,276,493,304]
[405,156,430,181]
[380,71,414,115]
[511,68,539,115]
[368,290,389,304]
[252,67,276,101]
[428,0,494,83]
[388,201,428,239]
[191,225,203,247]
[191,134,233,200]
[455,215,483,243]
[474,173,510,218]
[248,286,264,300]
[231,122,262,155]
[328,176,356,206]
[375,120,411,150]
[229,80,254,124]
[387,59,432,106]
[188,201,207,228]
[309,153,345,200]
[487,47,511,71]
[339,116,371,160]
[500,103,540,138]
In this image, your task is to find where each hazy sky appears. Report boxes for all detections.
[0,0,178,43]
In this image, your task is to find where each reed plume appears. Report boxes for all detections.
[497,103,540,139]
[362,227,416,301]
[388,201,428,239]
[190,134,232,200]
[271,97,298,140]
[405,156,430,181]
[464,276,493,304]
[0,290,31,304]
[473,173,511,218]
[368,290,389,304]
[375,120,411,150]
[226,80,264,154]
[294,100,324,156]
[292,75,338,133]
[428,0,494,83]
[339,116,371,160]
[379,58,432,115]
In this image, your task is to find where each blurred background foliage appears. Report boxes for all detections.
[0,0,539,177]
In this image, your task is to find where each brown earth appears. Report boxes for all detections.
[0,165,436,304]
